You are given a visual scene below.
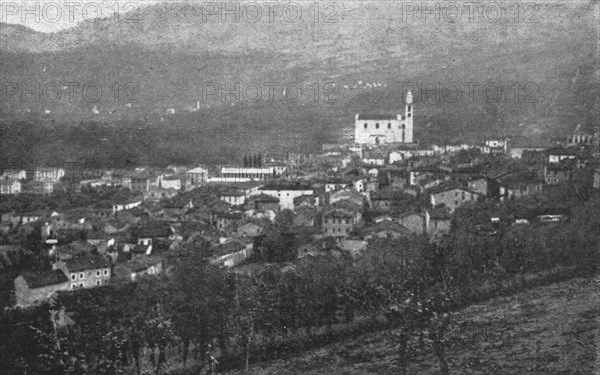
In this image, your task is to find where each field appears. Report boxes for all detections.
[224,277,599,375]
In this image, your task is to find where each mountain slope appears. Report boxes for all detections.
[0,1,598,166]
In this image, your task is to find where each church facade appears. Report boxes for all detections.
[354,91,414,145]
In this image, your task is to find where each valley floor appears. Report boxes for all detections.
[224,277,599,375]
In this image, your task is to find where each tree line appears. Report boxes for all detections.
[2,192,599,374]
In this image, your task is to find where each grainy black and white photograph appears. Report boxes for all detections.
[0,1,598,374]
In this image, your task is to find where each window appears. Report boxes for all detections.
[408,113,412,118]
[79,273,84,280]
[96,280,101,286]
[79,283,84,288]
[375,123,379,129]
[96,270,100,277]
[408,105,412,112]
[71,274,76,281]
[364,123,368,129]
[71,284,76,290]
[103,269,109,276]
[388,123,391,129]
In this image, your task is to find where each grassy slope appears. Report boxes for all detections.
[223,277,598,375]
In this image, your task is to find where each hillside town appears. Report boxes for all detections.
[1,92,599,310]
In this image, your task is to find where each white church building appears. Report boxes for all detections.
[354,91,414,145]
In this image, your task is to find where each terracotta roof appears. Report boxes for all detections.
[20,270,68,288]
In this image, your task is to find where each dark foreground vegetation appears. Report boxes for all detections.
[1,192,599,375]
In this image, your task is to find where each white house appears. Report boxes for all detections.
[0,180,21,195]
[1,169,26,181]
[254,186,315,210]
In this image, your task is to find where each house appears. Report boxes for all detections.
[385,168,409,189]
[566,130,594,146]
[53,253,111,290]
[14,270,69,307]
[128,171,151,193]
[159,175,182,190]
[293,194,317,208]
[213,211,244,231]
[237,222,264,238]
[320,178,352,193]
[498,175,544,200]
[220,166,285,180]
[360,219,412,240]
[322,209,357,238]
[112,256,164,283]
[136,222,173,246]
[144,186,179,201]
[210,239,253,268]
[293,206,317,227]
[247,193,279,211]
[25,180,55,194]
[547,147,578,164]
[370,189,397,211]
[329,188,364,207]
[427,208,451,240]
[544,161,574,185]
[399,211,428,235]
[361,149,387,166]
[256,183,315,210]
[0,180,21,195]
[467,177,488,196]
[112,199,143,214]
[186,167,209,187]
[1,169,26,181]
[220,190,246,206]
[428,183,481,213]
[34,168,65,183]
[482,139,510,154]
[389,151,403,164]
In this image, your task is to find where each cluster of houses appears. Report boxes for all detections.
[2,124,599,309]
[0,168,65,195]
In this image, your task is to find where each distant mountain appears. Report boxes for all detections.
[0,0,598,166]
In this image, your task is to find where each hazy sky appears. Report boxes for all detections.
[0,0,157,33]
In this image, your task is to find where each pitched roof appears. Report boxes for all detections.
[20,270,68,288]
[428,208,451,220]
[64,254,110,272]
[428,182,479,196]
[323,209,355,219]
